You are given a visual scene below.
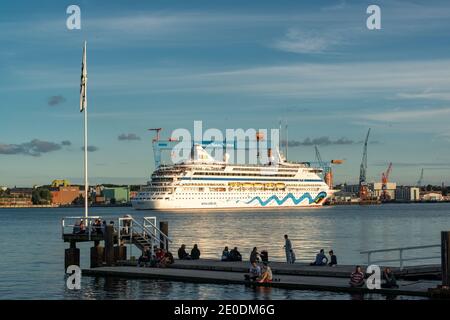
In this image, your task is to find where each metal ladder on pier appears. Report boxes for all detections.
[118,216,172,255]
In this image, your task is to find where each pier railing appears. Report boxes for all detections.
[361,244,441,270]
[118,216,172,256]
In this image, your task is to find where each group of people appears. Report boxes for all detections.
[221,246,243,261]
[177,244,201,260]
[72,218,112,235]
[309,249,338,267]
[350,266,399,288]
[138,245,174,268]
[245,261,273,284]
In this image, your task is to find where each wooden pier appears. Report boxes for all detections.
[82,261,439,298]
[62,215,450,298]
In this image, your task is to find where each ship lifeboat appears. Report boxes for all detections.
[275,183,286,190]
[253,183,264,190]
[242,183,253,189]
[265,183,275,190]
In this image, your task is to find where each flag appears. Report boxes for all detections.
[80,41,87,112]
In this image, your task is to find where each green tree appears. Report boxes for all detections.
[32,189,41,204]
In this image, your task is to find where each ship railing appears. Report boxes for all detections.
[360,244,440,270]
[61,216,102,241]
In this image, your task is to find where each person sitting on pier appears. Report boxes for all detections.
[221,246,230,261]
[165,251,175,265]
[78,220,87,234]
[328,250,338,267]
[73,220,81,234]
[230,247,242,261]
[259,262,273,283]
[93,219,102,235]
[250,247,260,264]
[349,266,365,287]
[245,261,261,282]
[138,246,152,267]
[191,244,201,260]
[310,249,328,266]
[178,244,191,260]
[381,267,399,289]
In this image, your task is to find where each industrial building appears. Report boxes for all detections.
[395,186,420,202]
[371,182,397,200]
[102,187,130,204]
[50,186,80,205]
[421,192,444,201]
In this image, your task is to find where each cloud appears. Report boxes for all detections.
[47,95,66,106]
[81,146,99,152]
[273,29,340,54]
[372,161,450,168]
[61,140,72,146]
[0,139,62,156]
[281,136,355,147]
[361,107,450,122]
[118,133,141,141]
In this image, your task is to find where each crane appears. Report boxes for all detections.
[359,128,371,200]
[380,162,393,201]
[314,145,344,189]
[417,168,424,188]
[148,128,162,142]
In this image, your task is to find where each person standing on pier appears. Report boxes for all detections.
[284,234,293,263]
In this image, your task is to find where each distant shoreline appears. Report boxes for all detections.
[0,203,132,209]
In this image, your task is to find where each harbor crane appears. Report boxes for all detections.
[417,168,424,188]
[314,145,344,189]
[148,128,162,142]
[380,162,393,201]
[359,128,371,200]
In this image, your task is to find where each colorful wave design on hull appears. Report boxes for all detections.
[246,192,327,206]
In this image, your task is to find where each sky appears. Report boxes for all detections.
[1,0,450,187]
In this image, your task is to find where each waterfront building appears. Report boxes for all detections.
[421,192,444,201]
[50,186,80,205]
[371,182,397,200]
[395,186,420,202]
[103,187,130,204]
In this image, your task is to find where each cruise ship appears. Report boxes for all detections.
[132,144,332,210]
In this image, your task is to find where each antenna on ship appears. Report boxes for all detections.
[285,121,288,161]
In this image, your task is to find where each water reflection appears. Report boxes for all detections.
[0,203,447,299]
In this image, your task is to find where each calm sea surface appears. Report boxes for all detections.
[0,203,449,300]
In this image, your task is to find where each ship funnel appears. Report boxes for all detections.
[193,144,215,163]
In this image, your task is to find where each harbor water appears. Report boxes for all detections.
[0,203,449,299]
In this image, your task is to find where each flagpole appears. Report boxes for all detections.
[82,41,88,220]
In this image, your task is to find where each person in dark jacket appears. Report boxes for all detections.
[249,247,260,263]
[222,246,230,261]
[230,247,242,261]
[381,267,399,288]
[328,250,338,266]
[191,244,201,260]
[177,244,191,260]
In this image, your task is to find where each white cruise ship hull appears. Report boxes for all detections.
[132,191,329,210]
[132,144,331,211]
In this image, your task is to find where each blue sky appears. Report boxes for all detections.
[1,0,450,186]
